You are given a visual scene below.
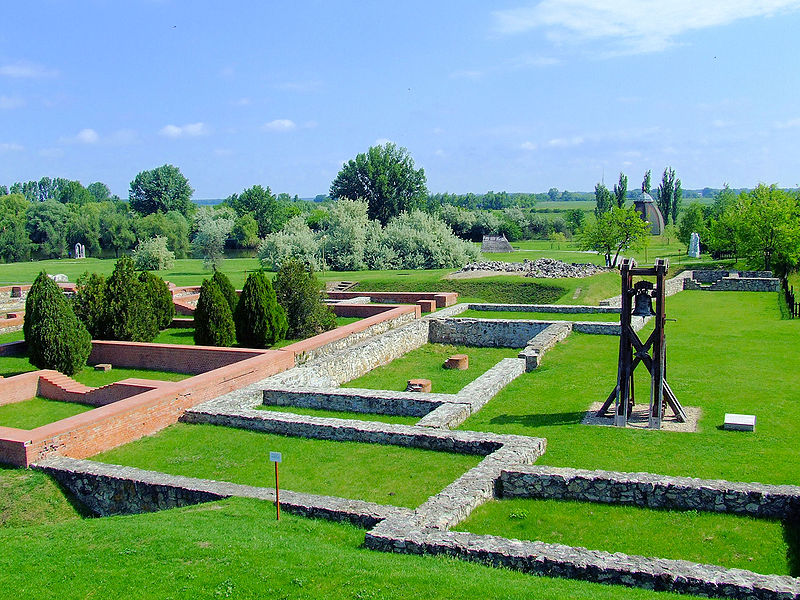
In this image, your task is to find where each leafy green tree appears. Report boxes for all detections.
[613,173,627,208]
[735,184,800,272]
[231,213,260,248]
[594,183,613,218]
[24,272,91,375]
[87,182,112,202]
[139,271,175,330]
[0,194,33,262]
[66,202,101,255]
[672,178,682,226]
[212,269,238,313]
[134,210,190,258]
[641,170,651,195]
[72,272,107,338]
[26,200,69,258]
[56,180,93,205]
[194,279,236,347]
[657,167,676,225]
[580,207,650,267]
[99,203,136,257]
[547,187,559,201]
[234,271,287,348]
[103,256,158,341]
[565,209,586,234]
[192,207,233,269]
[274,258,336,339]
[132,236,175,270]
[330,142,428,225]
[225,185,281,237]
[677,203,709,246]
[129,164,194,216]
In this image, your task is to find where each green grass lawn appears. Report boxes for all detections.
[0,495,686,600]
[0,330,23,344]
[93,423,481,509]
[457,498,792,576]
[342,344,521,393]
[0,465,84,529]
[0,397,93,430]
[256,404,421,426]
[459,309,619,322]
[0,353,190,386]
[461,291,800,486]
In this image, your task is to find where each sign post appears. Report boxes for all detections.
[269,451,282,521]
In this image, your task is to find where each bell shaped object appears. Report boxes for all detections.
[632,290,655,317]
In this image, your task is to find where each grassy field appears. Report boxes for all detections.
[459,309,619,321]
[0,495,687,600]
[457,498,791,576]
[0,397,93,429]
[256,404,421,426]
[461,291,800,486]
[0,353,191,386]
[93,422,480,509]
[343,344,521,393]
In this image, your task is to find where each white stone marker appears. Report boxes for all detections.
[724,413,756,432]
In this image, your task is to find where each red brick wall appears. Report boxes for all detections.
[0,371,40,406]
[327,291,457,307]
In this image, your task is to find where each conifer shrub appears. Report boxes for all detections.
[274,258,336,339]
[212,269,238,314]
[139,271,175,330]
[103,256,158,341]
[194,279,236,347]
[24,271,91,375]
[72,271,107,338]
[234,270,287,348]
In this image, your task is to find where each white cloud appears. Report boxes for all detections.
[263,119,296,132]
[0,96,24,109]
[0,142,23,152]
[0,61,57,78]
[374,138,392,146]
[75,128,100,144]
[547,136,584,148]
[108,129,139,144]
[712,119,733,128]
[520,141,538,151]
[39,147,63,158]
[775,117,800,129]
[232,97,251,106]
[160,122,208,138]
[434,149,447,157]
[492,1,800,55]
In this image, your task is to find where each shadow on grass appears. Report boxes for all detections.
[784,512,800,577]
[489,411,586,428]
[167,330,194,340]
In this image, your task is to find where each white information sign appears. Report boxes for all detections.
[269,451,282,463]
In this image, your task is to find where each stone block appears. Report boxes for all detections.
[406,379,432,393]
[10,286,21,298]
[5,313,20,319]
[416,299,436,313]
[724,413,756,432]
[444,354,468,370]
[94,363,112,372]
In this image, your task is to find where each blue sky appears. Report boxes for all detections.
[2,1,800,198]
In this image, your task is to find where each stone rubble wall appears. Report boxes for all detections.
[429,318,548,348]
[262,386,452,417]
[34,456,411,528]
[684,277,780,292]
[499,465,800,519]
[364,524,800,600]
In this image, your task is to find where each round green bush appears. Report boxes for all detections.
[194,279,236,347]
[24,271,91,375]
[234,271,287,348]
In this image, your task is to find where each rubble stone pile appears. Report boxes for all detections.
[457,258,610,278]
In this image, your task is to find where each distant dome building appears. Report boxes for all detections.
[633,191,664,235]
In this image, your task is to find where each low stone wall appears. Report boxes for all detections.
[0,340,25,356]
[282,305,419,365]
[263,386,452,417]
[468,303,619,314]
[430,318,546,348]
[275,319,430,387]
[499,465,800,519]
[35,456,410,528]
[365,525,799,600]
[684,277,780,292]
[326,291,458,308]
